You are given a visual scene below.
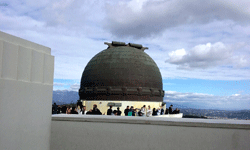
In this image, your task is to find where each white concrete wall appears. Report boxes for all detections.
[51,115,250,150]
[0,31,54,150]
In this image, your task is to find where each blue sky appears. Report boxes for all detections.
[1,0,250,110]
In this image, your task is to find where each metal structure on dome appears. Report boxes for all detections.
[79,41,164,102]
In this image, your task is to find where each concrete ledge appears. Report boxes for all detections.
[52,115,250,130]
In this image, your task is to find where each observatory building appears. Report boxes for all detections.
[79,41,164,114]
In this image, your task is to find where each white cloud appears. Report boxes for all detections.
[168,48,186,63]
[165,42,248,70]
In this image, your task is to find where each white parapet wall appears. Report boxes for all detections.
[0,31,54,150]
[51,115,250,150]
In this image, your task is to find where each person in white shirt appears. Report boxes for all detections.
[81,106,87,115]
[157,107,161,116]
[141,105,146,117]
[146,105,152,117]
[77,105,81,114]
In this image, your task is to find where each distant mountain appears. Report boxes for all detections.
[52,90,79,105]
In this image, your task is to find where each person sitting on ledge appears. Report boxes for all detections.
[86,109,92,115]
[71,107,78,114]
[113,110,117,116]
[61,105,67,114]
[173,108,180,114]
[138,109,142,116]
[116,107,121,116]
[157,107,161,116]
[152,108,157,116]
[82,106,87,115]
[165,108,169,114]
[66,106,71,114]
[146,105,152,117]
[130,106,136,116]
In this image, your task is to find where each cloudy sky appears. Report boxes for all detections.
[1,0,249,110]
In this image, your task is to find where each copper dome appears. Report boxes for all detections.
[79,41,164,101]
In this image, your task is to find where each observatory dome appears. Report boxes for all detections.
[79,41,164,102]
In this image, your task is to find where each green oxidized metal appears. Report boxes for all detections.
[79,41,164,102]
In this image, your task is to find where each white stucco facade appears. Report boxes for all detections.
[0,31,54,150]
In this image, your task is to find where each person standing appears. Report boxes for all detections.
[124,106,130,116]
[107,106,113,115]
[160,106,164,115]
[141,105,146,117]
[52,103,57,114]
[169,104,173,114]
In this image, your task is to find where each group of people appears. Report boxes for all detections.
[52,103,180,116]
[108,104,180,117]
[122,105,162,117]
[52,103,102,115]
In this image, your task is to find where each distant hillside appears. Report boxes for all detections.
[180,108,250,120]
[52,90,78,105]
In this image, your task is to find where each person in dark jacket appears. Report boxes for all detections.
[107,106,113,115]
[169,105,173,114]
[160,106,164,115]
[129,106,135,116]
[116,107,121,116]
[57,105,61,114]
[124,106,130,116]
[61,105,67,114]
[173,108,180,114]
[86,109,92,115]
[71,107,78,114]
[92,104,102,115]
[152,108,158,116]
[165,108,169,114]
[113,110,117,116]
[52,103,57,114]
